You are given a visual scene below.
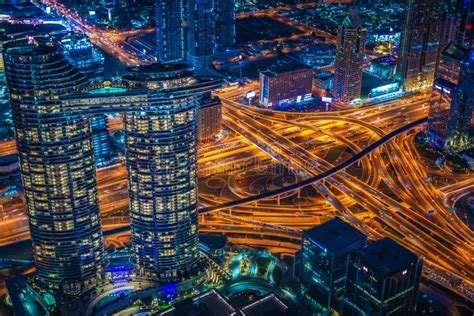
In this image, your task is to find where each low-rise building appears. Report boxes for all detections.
[259,59,313,107]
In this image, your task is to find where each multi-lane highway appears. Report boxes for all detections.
[211,87,473,299]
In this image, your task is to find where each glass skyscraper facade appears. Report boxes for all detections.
[185,0,236,66]
[298,217,367,311]
[156,0,185,62]
[343,238,423,316]
[396,0,445,91]
[157,0,235,66]
[186,0,216,63]
[427,78,456,149]
[3,46,105,295]
[215,0,236,48]
[455,0,474,48]
[445,49,474,151]
[429,46,474,152]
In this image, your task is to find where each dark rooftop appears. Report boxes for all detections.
[314,71,333,80]
[199,234,228,250]
[240,294,288,316]
[358,237,419,276]
[260,58,311,77]
[442,42,468,61]
[126,63,190,74]
[304,217,367,253]
[159,289,236,316]
[361,72,390,97]
[5,45,56,57]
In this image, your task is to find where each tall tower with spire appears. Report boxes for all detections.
[334,7,366,104]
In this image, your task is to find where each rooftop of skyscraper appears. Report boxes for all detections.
[304,217,367,253]
[357,237,419,276]
[342,7,363,29]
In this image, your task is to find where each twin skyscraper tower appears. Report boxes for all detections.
[3,45,222,295]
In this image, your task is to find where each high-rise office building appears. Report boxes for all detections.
[156,0,185,62]
[3,46,105,295]
[297,217,367,312]
[396,0,445,91]
[428,78,457,149]
[121,64,206,280]
[158,0,236,66]
[436,42,468,85]
[185,0,236,66]
[454,0,474,48]
[430,26,470,151]
[445,49,474,151]
[186,0,216,66]
[215,0,235,48]
[343,238,423,316]
[429,47,474,151]
[443,9,461,48]
[4,45,222,289]
[333,7,366,103]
